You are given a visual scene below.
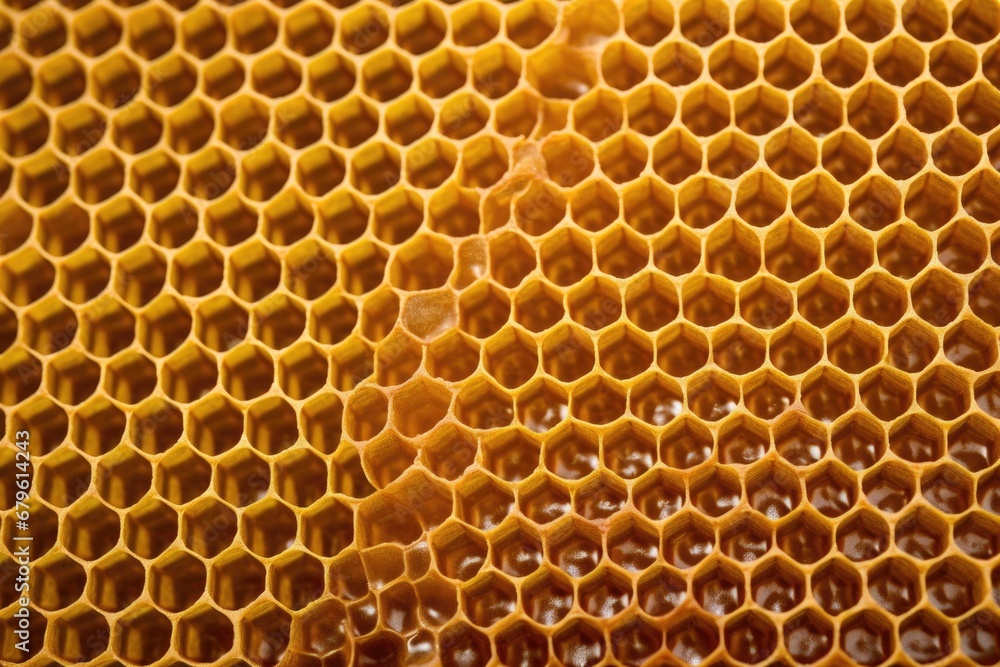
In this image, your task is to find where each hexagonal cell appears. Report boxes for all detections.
[953,510,1000,560]
[708,39,758,91]
[0,245,57,308]
[883,320,937,376]
[599,133,649,183]
[666,610,720,665]
[66,397,122,459]
[646,46,697,93]
[269,550,325,613]
[858,366,914,423]
[907,171,959,231]
[931,126,982,178]
[567,373,624,424]
[0,52,32,110]
[272,448,326,509]
[21,297,75,357]
[741,368,796,421]
[900,608,952,664]
[969,266,1000,325]
[705,221,760,284]
[456,282,509,342]
[458,135,509,189]
[240,600,293,666]
[837,512,889,562]
[239,497,298,559]
[62,496,120,561]
[692,559,744,616]
[650,129,700,188]
[496,622,553,667]
[724,610,777,664]
[576,566,632,620]
[911,268,965,327]
[519,377,569,431]
[176,603,235,663]
[776,608,832,664]
[154,444,211,505]
[662,511,716,569]
[149,549,206,613]
[245,396,297,455]
[811,557,861,616]
[427,520,486,583]
[924,555,985,619]
[0,348,41,407]
[935,221,989,285]
[679,82,731,138]
[684,371,739,426]
[679,276,735,330]
[149,197,193,248]
[874,224,928,279]
[36,449,91,507]
[823,416,879,476]
[462,571,516,628]
[178,4,225,58]
[823,224,874,282]
[32,550,87,612]
[636,566,687,623]
[298,494,355,558]
[111,603,172,665]
[43,349,99,406]
[977,368,1000,420]
[145,60,197,114]
[867,556,920,617]
[37,55,87,108]
[211,448,268,511]
[735,279,793,338]
[745,459,800,521]
[894,505,949,560]
[521,565,574,626]
[841,609,895,666]
[164,101,213,155]
[606,514,658,573]
[777,509,833,565]
[177,495,235,560]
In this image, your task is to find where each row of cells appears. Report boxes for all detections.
[5,266,997,384]
[4,289,1000,415]
[7,0,1000,98]
[2,199,998,320]
[4,67,1000,187]
[16,392,1000,519]
[3,263,1000,402]
[7,577,1000,666]
[8,22,1000,123]
[11,439,1000,567]
[1,201,998,317]
[2,159,998,292]
[5,366,1000,483]
[4,74,1000,206]
[5,131,1000,276]
[6,476,1000,664]
[7,366,1000,508]
[11,21,1000,108]
[11,498,1000,621]
[5,362,1000,498]
[6,0,1000,63]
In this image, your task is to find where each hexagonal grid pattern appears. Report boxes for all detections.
[2,0,1000,664]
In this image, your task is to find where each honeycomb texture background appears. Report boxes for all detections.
[4,0,1000,663]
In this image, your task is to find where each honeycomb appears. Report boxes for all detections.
[4,0,1000,663]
